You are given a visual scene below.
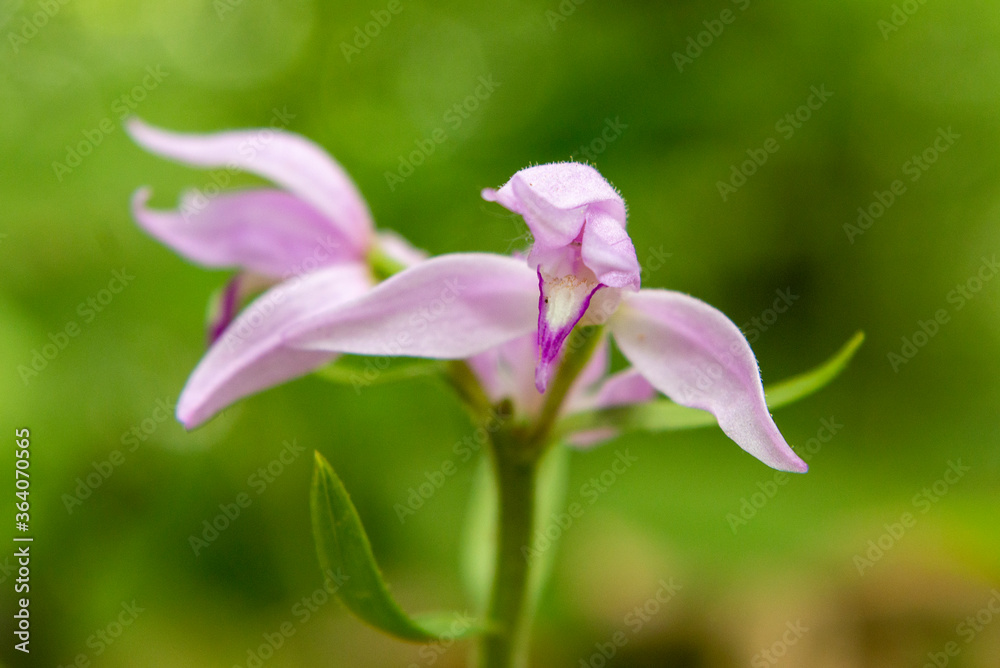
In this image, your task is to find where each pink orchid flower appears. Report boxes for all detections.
[127,119,422,428]
[482,163,640,392]
[279,163,806,473]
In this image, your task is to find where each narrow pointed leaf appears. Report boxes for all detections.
[554,331,864,439]
[313,355,445,386]
[310,451,483,642]
[756,330,865,406]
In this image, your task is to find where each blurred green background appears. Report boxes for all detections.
[2,0,999,666]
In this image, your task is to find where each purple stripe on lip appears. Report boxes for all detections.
[534,269,603,392]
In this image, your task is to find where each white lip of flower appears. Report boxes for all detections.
[540,270,622,326]
[541,271,599,332]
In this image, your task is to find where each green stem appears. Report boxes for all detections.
[479,325,605,668]
[444,360,496,420]
[480,429,538,668]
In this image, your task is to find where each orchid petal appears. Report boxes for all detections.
[564,366,656,449]
[483,182,582,252]
[468,333,545,417]
[581,207,641,289]
[610,290,808,473]
[564,429,615,449]
[482,162,625,253]
[288,254,538,359]
[466,345,505,403]
[132,187,356,278]
[127,118,373,253]
[470,330,612,421]
[177,263,374,429]
[590,368,657,409]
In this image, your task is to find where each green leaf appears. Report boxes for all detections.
[553,331,865,438]
[758,330,865,407]
[313,355,444,387]
[310,451,483,643]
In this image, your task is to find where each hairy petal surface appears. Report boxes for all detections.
[580,207,640,289]
[482,163,635,283]
[610,290,808,473]
[482,162,624,251]
[127,118,373,252]
[132,187,356,277]
[288,254,539,359]
[177,264,374,429]
[483,163,640,391]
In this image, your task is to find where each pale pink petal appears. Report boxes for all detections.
[288,254,538,359]
[581,207,641,289]
[482,162,625,253]
[564,366,657,449]
[590,368,657,409]
[565,429,617,449]
[127,118,373,253]
[177,263,374,428]
[470,330,611,420]
[132,187,356,278]
[468,332,545,416]
[482,185,582,252]
[610,290,808,473]
[466,343,505,402]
